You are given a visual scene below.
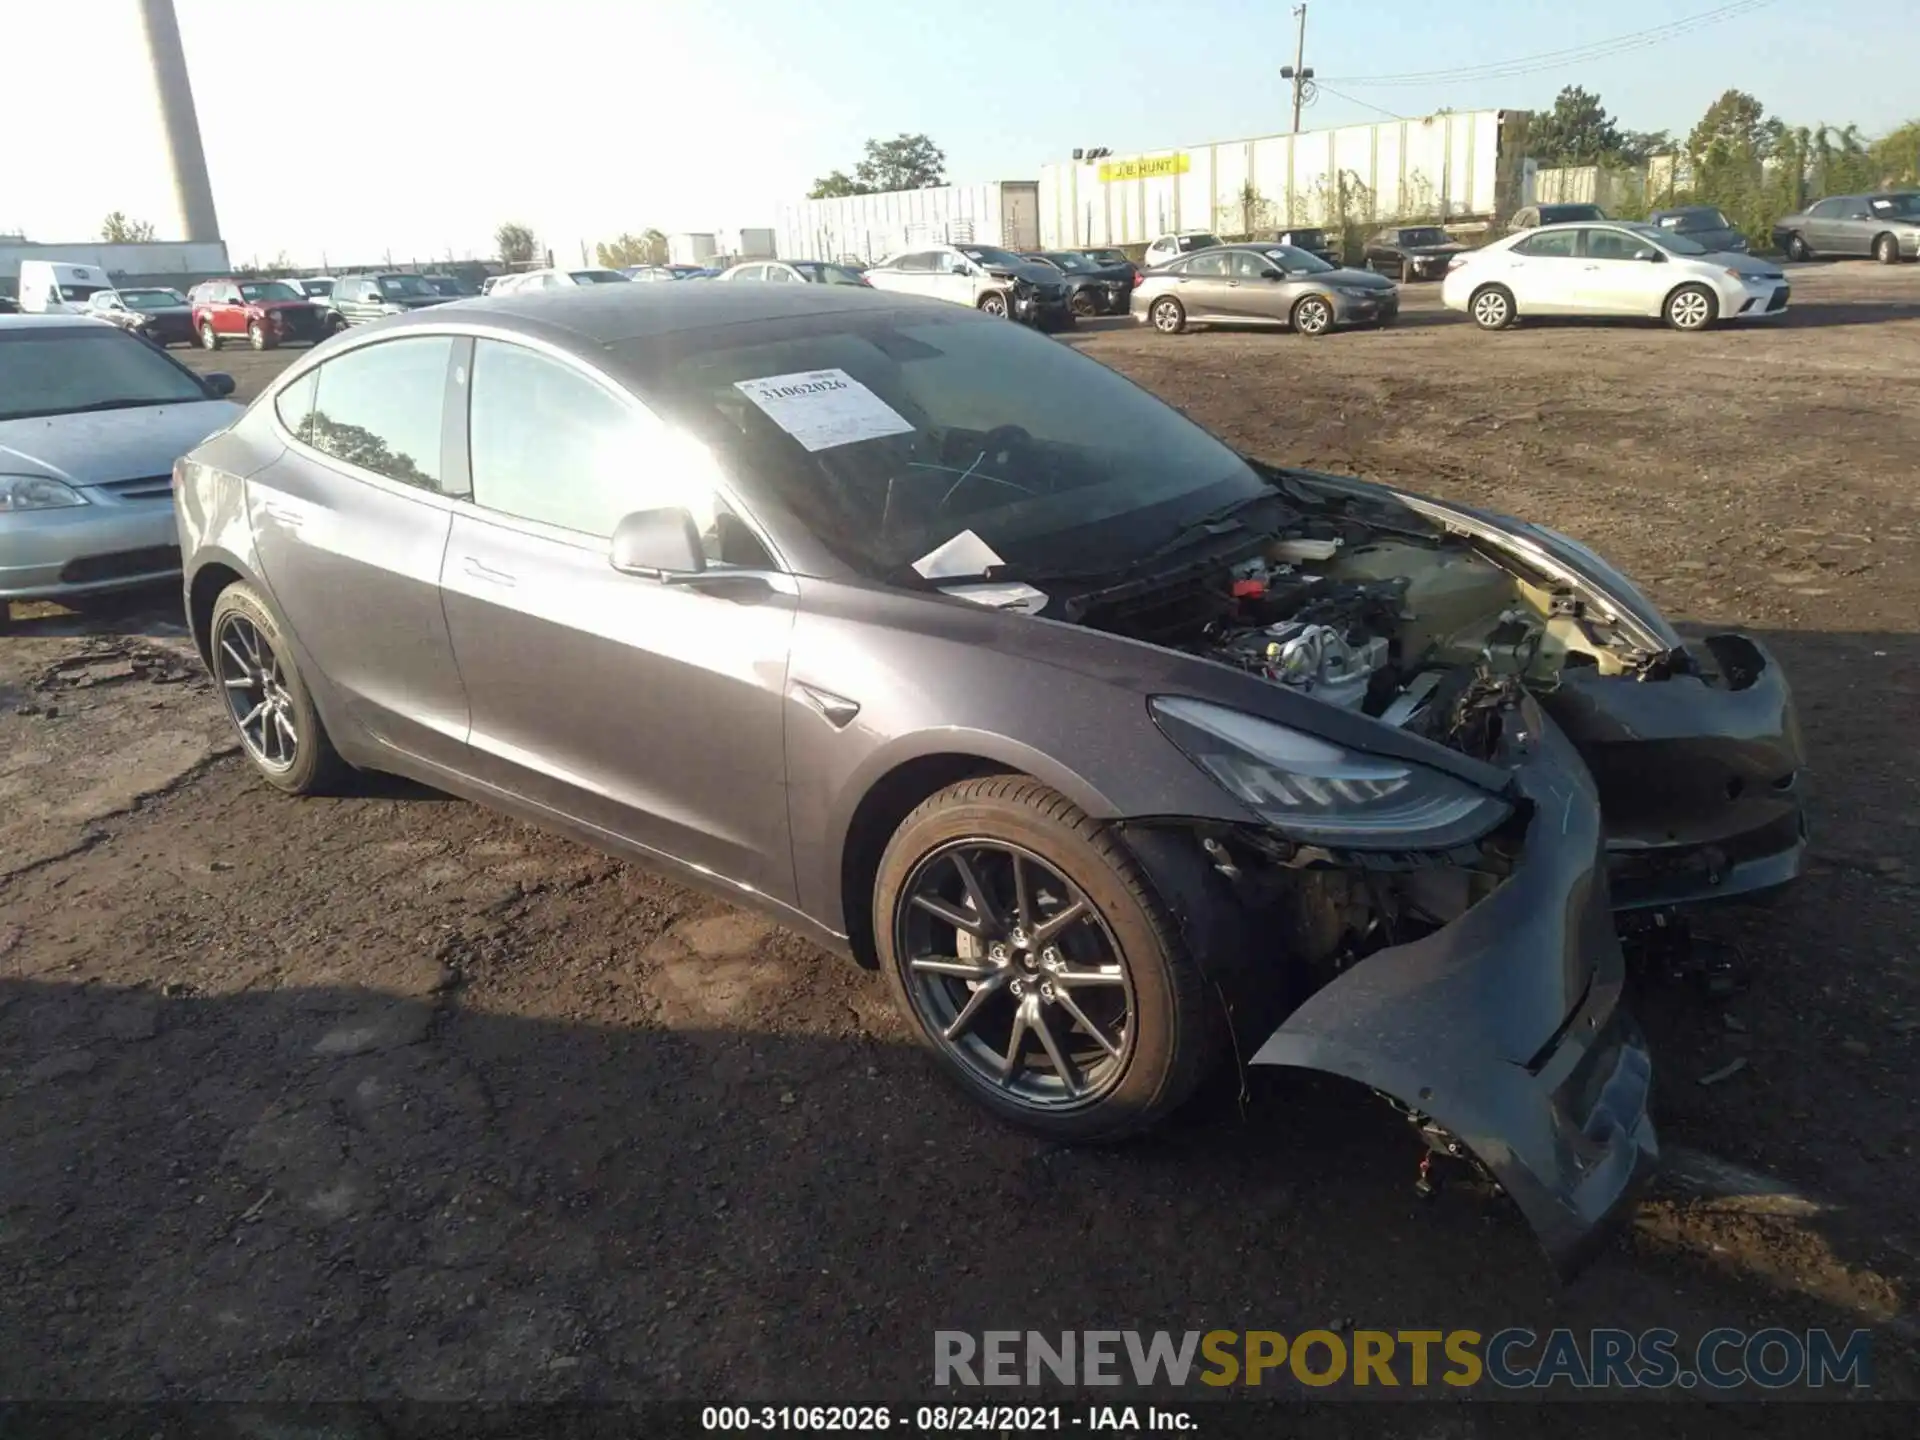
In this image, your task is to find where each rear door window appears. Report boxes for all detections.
[1185,251,1230,276]
[1515,230,1578,258]
[306,336,455,492]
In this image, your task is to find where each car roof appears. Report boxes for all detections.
[0,314,109,330]
[384,278,954,347]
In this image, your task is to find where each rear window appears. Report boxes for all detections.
[240,282,301,302]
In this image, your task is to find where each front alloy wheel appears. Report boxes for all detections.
[979,292,1009,318]
[1292,294,1333,336]
[1665,285,1716,331]
[876,777,1220,1141]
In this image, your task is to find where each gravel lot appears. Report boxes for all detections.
[3,264,1918,1404]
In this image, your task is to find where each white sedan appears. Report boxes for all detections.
[1441,221,1789,331]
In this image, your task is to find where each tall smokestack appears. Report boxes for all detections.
[138,0,221,242]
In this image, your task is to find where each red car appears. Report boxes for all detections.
[187,278,325,351]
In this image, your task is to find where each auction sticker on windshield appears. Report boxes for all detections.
[733,368,914,452]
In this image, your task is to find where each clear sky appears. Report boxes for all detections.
[10,0,1914,265]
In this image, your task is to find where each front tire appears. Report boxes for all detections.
[1786,233,1811,262]
[1469,284,1515,330]
[978,291,1009,318]
[209,582,346,796]
[199,320,220,350]
[1874,233,1903,265]
[875,777,1220,1143]
[1291,294,1334,337]
[1149,296,1185,334]
[1069,289,1096,317]
[248,319,273,351]
[1664,283,1717,331]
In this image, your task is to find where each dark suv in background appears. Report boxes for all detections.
[330,273,456,330]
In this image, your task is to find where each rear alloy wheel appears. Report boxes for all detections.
[199,320,220,350]
[1786,234,1811,262]
[209,582,346,796]
[1874,233,1902,265]
[1149,297,1185,334]
[248,319,272,351]
[978,291,1009,318]
[1470,285,1515,330]
[1292,294,1334,337]
[1664,284,1717,331]
[875,777,1219,1142]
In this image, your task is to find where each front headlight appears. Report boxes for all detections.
[1151,697,1512,850]
[1335,285,1376,298]
[0,475,90,513]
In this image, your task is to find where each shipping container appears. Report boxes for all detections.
[776,181,1040,265]
[1037,111,1526,250]
[727,227,777,259]
[668,232,717,266]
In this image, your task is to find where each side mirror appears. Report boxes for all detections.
[1634,248,1663,263]
[202,373,236,398]
[1264,270,1285,281]
[610,506,706,578]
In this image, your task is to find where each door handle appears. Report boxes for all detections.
[461,556,517,588]
[1581,264,1601,271]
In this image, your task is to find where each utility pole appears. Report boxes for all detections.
[1280,3,1314,135]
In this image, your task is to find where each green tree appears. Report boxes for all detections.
[1687,90,1773,161]
[100,211,157,243]
[596,230,669,268]
[1618,129,1675,165]
[1526,86,1624,165]
[808,169,869,199]
[1871,120,1920,186]
[1811,123,1878,196]
[495,221,538,266]
[855,133,946,191]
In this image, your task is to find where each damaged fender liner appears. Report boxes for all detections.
[1133,711,1658,1280]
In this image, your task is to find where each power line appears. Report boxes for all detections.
[1315,84,1408,121]
[1319,0,1775,87]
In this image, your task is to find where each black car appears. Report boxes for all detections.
[1273,228,1339,266]
[1022,251,1134,316]
[423,273,480,297]
[1645,206,1749,255]
[1363,225,1468,281]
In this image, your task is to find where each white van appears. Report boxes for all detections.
[18,260,115,314]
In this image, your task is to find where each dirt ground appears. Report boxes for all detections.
[3,264,1919,1406]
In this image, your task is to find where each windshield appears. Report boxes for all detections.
[299,280,334,298]
[1868,193,1920,217]
[1663,208,1733,232]
[1626,223,1710,256]
[59,283,110,302]
[794,263,868,286]
[569,270,631,285]
[240,281,301,302]
[1280,230,1325,245]
[1044,252,1096,272]
[1399,227,1449,246]
[622,310,1268,579]
[376,274,437,298]
[959,246,1024,269]
[119,289,187,310]
[0,325,209,421]
[1259,245,1333,274]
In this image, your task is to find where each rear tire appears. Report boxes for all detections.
[208,582,347,796]
[1149,297,1185,334]
[199,320,220,350]
[1664,283,1717,331]
[1469,284,1515,330]
[874,776,1221,1143]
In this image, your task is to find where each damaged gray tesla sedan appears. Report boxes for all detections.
[174,284,1805,1276]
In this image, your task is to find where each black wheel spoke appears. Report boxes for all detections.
[949,851,1004,936]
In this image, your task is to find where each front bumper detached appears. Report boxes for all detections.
[1248,712,1657,1279]
[1545,632,1808,910]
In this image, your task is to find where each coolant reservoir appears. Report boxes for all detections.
[1322,541,1517,661]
